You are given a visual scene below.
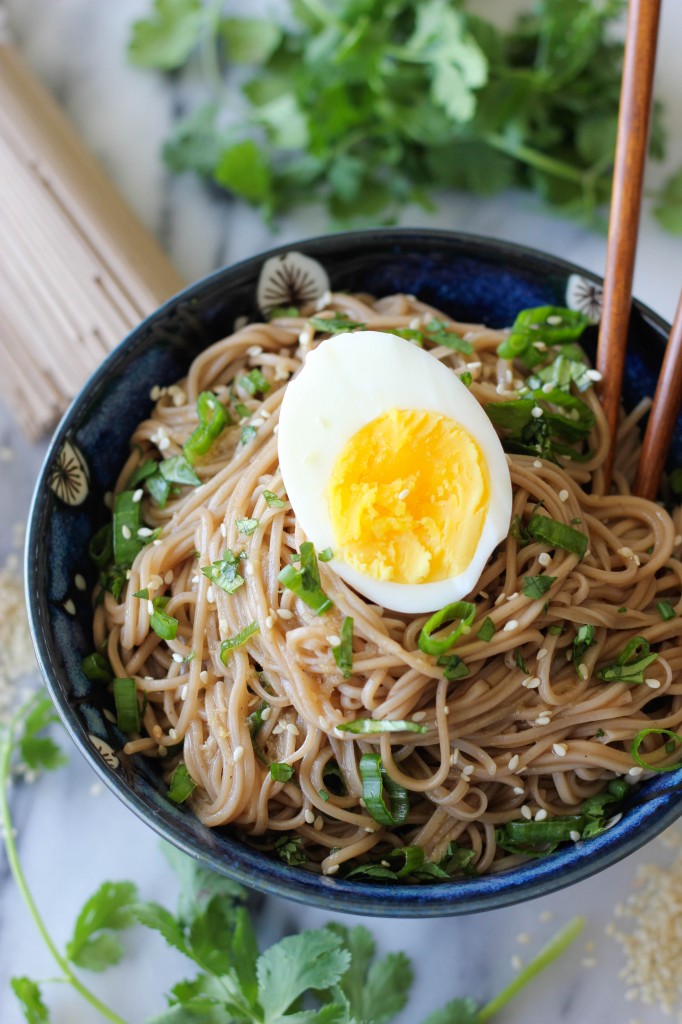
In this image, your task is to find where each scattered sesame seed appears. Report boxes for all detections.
[521,805,532,820]
[180,685,189,699]
[462,764,474,777]
[149,574,163,590]
[570,830,582,842]
[245,563,254,576]
[132,488,144,503]
[539,910,553,922]
[261,707,272,721]
[63,598,76,615]
[277,608,294,620]
[324,864,339,875]
[220,523,227,537]
[504,619,519,632]
[412,711,427,722]
[534,714,551,726]
[206,586,215,604]
[147,600,154,615]
[533,460,543,468]
[153,539,162,546]
[559,489,569,502]
[495,593,507,606]
[516,932,531,944]
[628,766,644,777]
[531,407,544,418]
[535,808,548,821]
[138,527,153,538]
[247,345,263,356]
[450,749,460,765]
[199,671,208,684]
[164,571,174,584]
[538,552,551,566]
[169,728,177,740]
[578,663,589,680]
[507,591,519,601]
[646,678,661,689]
[553,742,568,757]
[511,954,524,971]
[233,745,244,762]
[121,525,131,540]
[314,816,324,831]
[508,754,520,771]
[265,616,274,629]
[172,653,183,663]
[304,808,315,824]
[73,573,87,592]
[586,368,602,381]
[158,437,171,451]
[287,723,299,736]
[443,706,450,715]
[513,786,525,795]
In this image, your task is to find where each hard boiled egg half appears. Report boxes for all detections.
[277,331,512,614]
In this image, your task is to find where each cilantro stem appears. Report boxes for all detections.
[0,698,128,1024]
[484,133,587,186]
[478,916,584,1022]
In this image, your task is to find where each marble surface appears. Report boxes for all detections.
[2,1,682,1022]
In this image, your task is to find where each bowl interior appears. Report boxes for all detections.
[26,229,682,916]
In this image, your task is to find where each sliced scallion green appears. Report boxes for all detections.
[657,600,677,622]
[113,677,140,733]
[318,547,334,562]
[332,616,354,678]
[159,455,201,486]
[597,635,658,683]
[436,654,470,680]
[572,624,596,666]
[263,489,286,508]
[337,718,427,735]
[241,424,257,445]
[631,728,682,773]
[220,621,260,663]
[418,601,476,656]
[88,523,114,569]
[424,318,474,354]
[476,616,496,643]
[526,514,588,558]
[308,313,365,334]
[183,391,228,464]
[359,753,409,827]
[81,653,113,682]
[522,575,557,600]
[247,701,268,737]
[236,516,259,535]
[126,459,158,489]
[167,763,197,803]
[240,368,270,396]
[150,596,178,641]
[113,490,144,566]
[387,845,425,878]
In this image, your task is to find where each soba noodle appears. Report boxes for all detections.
[93,292,682,879]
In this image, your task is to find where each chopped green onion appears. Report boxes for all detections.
[247,701,268,737]
[274,834,306,865]
[308,313,365,334]
[167,763,197,803]
[384,327,424,345]
[88,523,114,569]
[263,490,286,508]
[81,653,113,682]
[528,354,592,394]
[618,606,627,614]
[523,575,557,600]
[268,306,299,318]
[527,514,588,558]
[438,842,478,877]
[278,542,333,615]
[657,600,677,622]
[336,718,428,735]
[476,616,496,642]
[113,490,144,566]
[459,371,473,388]
[418,601,476,656]
[319,788,330,802]
[436,654,470,680]
[146,472,171,508]
[98,566,127,601]
[234,402,250,420]
[502,816,585,845]
[113,677,140,733]
[241,424,257,445]
[239,368,270,397]
[332,616,354,678]
[236,517,259,536]
[201,549,245,594]
[126,459,159,489]
[269,763,294,782]
[159,455,201,486]
[631,728,682,773]
[359,753,409,826]
[548,624,563,636]
[387,845,425,878]
[597,636,658,683]
[318,547,334,562]
[514,650,529,674]
[183,391,228,464]
[424,318,474,354]
[572,624,596,666]
[220,621,260,662]
[150,596,178,641]
[497,306,589,366]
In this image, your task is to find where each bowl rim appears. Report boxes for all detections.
[25,226,681,917]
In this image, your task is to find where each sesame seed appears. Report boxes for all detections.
[539,910,553,922]
[508,754,520,771]
[304,809,315,824]
[121,525,131,540]
[277,608,294,620]
[507,591,519,601]
[324,864,339,875]
[533,460,543,468]
[206,586,215,604]
[618,546,634,559]
[180,685,189,699]
[172,653,183,663]
[541,382,554,394]
[559,489,569,502]
[153,539,162,546]
[504,620,519,632]
[149,575,163,590]
[443,705,450,715]
[233,745,244,762]
[553,743,568,757]
[265,616,274,629]
[537,648,548,660]
[314,816,324,831]
[513,786,525,795]
[158,437,171,451]
[462,765,474,777]
[521,805,532,820]
[245,563,254,576]
[538,552,551,566]
[326,635,341,646]
[220,523,227,537]
[534,714,551,726]
[164,571,174,584]
[531,407,544,418]
[63,599,76,615]
[147,600,154,615]
[646,678,661,689]
[74,573,86,590]
[586,368,602,381]
[169,728,177,740]
[450,749,460,765]
[247,345,263,356]
[495,593,507,606]
[132,488,144,503]
[578,663,589,680]
[199,671,208,684]
[535,808,548,821]
[412,711,426,722]
[272,723,285,735]
[628,766,644,777]
[398,488,410,500]
[570,830,582,842]
[546,315,563,325]
[286,723,299,736]
[138,527,153,538]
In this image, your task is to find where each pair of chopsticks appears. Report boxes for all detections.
[596,0,682,500]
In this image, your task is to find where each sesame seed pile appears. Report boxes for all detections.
[0,551,37,726]
[608,831,682,1017]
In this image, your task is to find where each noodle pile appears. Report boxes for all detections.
[93,292,682,878]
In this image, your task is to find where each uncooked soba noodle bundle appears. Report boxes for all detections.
[91,290,682,880]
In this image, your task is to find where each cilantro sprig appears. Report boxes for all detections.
[3,692,584,1024]
[127,0,682,231]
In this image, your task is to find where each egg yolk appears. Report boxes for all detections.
[327,408,490,585]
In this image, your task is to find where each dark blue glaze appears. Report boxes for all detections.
[26,229,682,917]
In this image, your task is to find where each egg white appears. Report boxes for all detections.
[277,330,512,613]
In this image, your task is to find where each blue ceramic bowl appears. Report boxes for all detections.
[26,229,682,916]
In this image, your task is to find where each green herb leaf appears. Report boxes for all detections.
[146,472,171,508]
[159,455,202,486]
[239,368,271,397]
[263,490,286,507]
[10,978,50,1023]
[418,601,476,656]
[220,621,260,662]
[337,718,427,735]
[88,523,113,569]
[327,922,413,1024]
[597,636,658,684]
[278,542,333,615]
[436,654,470,680]
[269,763,294,782]
[420,997,480,1024]
[522,575,557,600]
[657,600,677,622]
[236,517,259,536]
[113,678,140,734]
[476,616,495,642]
[273,834,307,866]
[424,318,474,354]
[257,930,350,1021]
[359,753,409,827]
[66,881,138,971]
[220,17,281,64]
[526,514,588,558]
[214,139,272,206]
[308,313,366,334]
[127,458,159,489]
[332,616,354,678]
[18,697,67,773]
[167,763,197,803]
[573,624,596,666]
[459,371,473,388]
[150,596,178,641]
[128,0,206,70]
[201,549,245,594]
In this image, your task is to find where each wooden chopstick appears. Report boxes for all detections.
[596,0,662,492]
[633,293,682,500]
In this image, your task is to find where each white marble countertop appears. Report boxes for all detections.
[2,1,682,1022]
